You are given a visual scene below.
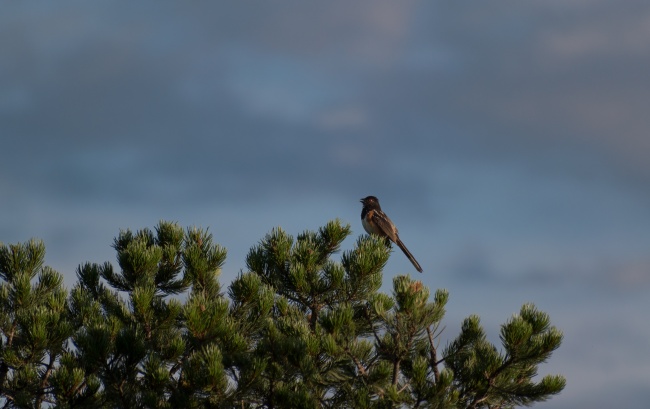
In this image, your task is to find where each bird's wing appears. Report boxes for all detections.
[371,210,400,242]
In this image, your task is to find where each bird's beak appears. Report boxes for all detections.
[359,198,364,203]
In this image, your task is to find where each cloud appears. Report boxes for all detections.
[5,0,650,203]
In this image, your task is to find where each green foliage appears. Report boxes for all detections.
[0,220,565,408]
[444,305,565,409]
[0,240,73,407]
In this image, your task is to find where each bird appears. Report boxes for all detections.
[360,196,423,273]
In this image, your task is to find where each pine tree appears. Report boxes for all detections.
[0,220,565,408]
[0,240,72,407]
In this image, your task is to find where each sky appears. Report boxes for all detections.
[2,1,650,407]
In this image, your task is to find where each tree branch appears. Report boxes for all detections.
[426,326,439,383]
[345,348,368,378]
[392,359,401,386]
[35,351,57,407]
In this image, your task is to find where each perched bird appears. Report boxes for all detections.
[360,196,423,273]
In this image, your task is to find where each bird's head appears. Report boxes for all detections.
[360,196,380,207]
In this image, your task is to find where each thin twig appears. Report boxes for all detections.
[426,326,439,382]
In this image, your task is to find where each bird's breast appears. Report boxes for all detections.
[362,210,383,236]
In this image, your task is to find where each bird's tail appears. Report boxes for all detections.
[395,238,423,273]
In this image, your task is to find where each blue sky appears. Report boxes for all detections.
[2,1,650,407]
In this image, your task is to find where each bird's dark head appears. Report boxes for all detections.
[360,196,380,208]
